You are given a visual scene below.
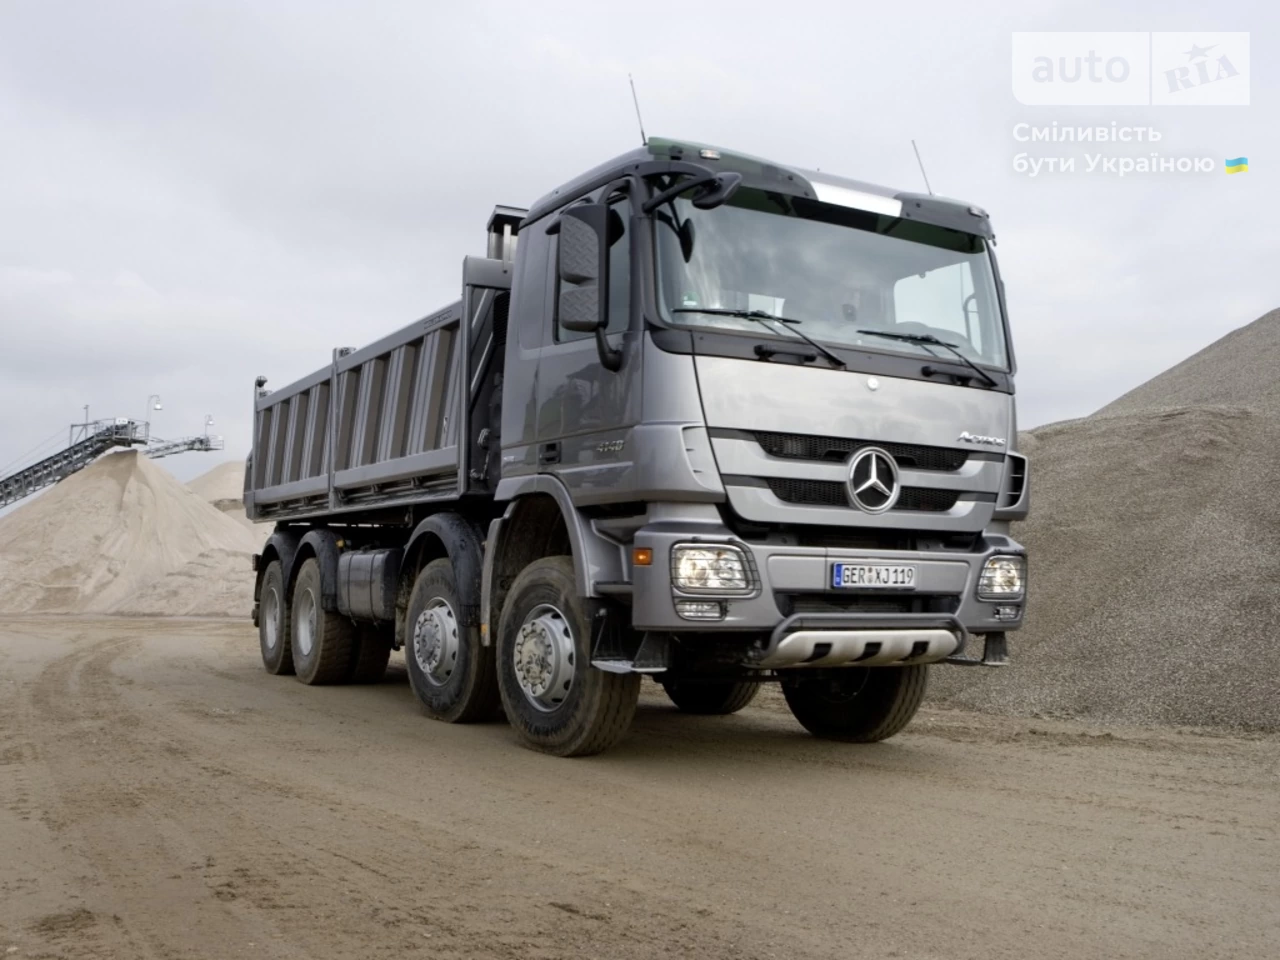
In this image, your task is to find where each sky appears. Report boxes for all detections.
[0,0,1275,485]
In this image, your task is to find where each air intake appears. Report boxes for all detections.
[1002,454,1028,508]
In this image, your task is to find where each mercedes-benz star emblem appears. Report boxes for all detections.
[847,447,900,514]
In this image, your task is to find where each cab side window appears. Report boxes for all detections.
[555,195,631,342]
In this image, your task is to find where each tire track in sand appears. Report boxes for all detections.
[22,627,308,960]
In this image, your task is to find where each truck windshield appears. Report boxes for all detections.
[654,188,1009,370]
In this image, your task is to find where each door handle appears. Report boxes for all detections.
[539,442,561,465]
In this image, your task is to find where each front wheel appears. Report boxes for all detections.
[781,666,928,742]
[661,679,758,715]
[496,557,639,757]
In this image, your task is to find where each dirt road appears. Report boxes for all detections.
[1,617,1276,959]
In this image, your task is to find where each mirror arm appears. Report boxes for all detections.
[641,171,741,214]
[594,325,622,372]
[642,173,714,213]
[597,176,632,372]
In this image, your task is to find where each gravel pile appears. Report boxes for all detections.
[931,309,1280,729]
[0,450,260,617]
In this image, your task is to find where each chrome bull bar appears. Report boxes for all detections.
[755,613,968,669]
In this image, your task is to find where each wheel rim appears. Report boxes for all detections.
[413,598,460,687]
[263,585,280,651]
[296,587,316,658]
[513,604,575,713]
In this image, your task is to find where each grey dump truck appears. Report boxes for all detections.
[247,137,1029,756]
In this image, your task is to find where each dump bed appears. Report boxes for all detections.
[246,207,523,523]
[247,301,470,521]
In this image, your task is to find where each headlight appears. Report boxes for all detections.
[670,544,752,593]
[977,555,1026,600]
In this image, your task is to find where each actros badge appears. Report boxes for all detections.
[957,431,1006,447]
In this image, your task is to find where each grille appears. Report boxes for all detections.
[785,594,917,615]
[754,431,968,472]
[766,477,847,507]
[764,478,960,513]
[778,593,961,616]
[792,530,914,551]
[899,488,962,512]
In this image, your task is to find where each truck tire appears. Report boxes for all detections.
[661,679,758,715]
[290,558,358,685]
[404,559,499,722]
[780,666,928,742]
[258,560,294,675]
[496,556,640,757]
[347,625,392,684]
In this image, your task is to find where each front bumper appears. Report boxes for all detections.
[757,613,964,667]
[631,522,1025,644]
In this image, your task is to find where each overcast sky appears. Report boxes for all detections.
[1,0,1275,485]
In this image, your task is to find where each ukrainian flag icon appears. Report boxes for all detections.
[1225,157,1249,174]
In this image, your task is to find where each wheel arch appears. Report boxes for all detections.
[481,476,627,643]
[254,528,301,605]
[397,513,485,648]
[288,528,342,611]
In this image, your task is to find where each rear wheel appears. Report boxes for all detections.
[661,679,758,715]
[291,558,358,685]
[496,557,639,757]
[405,559,499,722]
[258,560,293,675]
[780,666,928,742]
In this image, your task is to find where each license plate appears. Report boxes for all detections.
[831,563,917,590]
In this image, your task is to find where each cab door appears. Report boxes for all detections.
[534,187,643,505]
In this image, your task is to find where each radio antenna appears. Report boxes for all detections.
[628,74,648,146]
[911,139,934,195]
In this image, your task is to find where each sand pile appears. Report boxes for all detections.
[187,459,246,506]
[932,309,1280,729]
[0,450,260,617]
[187,460,273,546]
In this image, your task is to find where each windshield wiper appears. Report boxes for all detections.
[857,329,998,388]
[672,308,846,369]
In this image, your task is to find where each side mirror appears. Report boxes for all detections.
[558,203,610,332]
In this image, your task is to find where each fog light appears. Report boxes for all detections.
[978,555,1026,600]
[675,600,725,621]
[994,605,1021,622]
[670,544,751,594]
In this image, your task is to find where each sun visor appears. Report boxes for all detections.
[893,193,996,240]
